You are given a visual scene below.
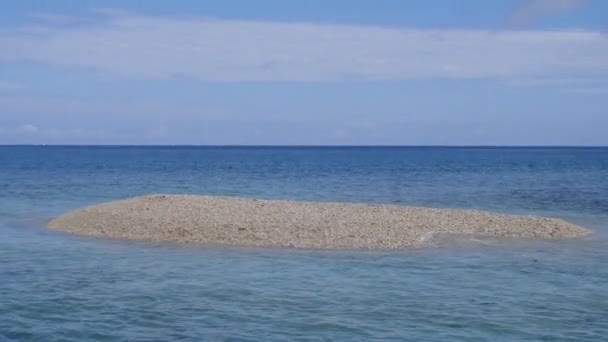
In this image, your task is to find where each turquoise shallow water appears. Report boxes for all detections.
[1,146,608,341]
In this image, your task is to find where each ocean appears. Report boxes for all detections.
[1,146,607,341]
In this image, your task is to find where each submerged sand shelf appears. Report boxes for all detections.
[48,195,591,249]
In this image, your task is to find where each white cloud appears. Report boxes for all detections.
[0,12,607,81]
[334,128,347,139]
[507,77,608,87]
[16,124,39,133]
[504,77,608,93]
[571,87,608,94]
[92,8,134,18]
[0,94,606,145]
[1,122,115,143]
[508,0,586,26]
[29,12,86,25]
[0,81,24,91]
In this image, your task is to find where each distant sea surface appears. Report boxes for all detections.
[1,146,607,341]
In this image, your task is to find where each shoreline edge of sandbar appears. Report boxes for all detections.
[48,194,592,250]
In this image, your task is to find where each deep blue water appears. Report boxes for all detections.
[1,146,607,341]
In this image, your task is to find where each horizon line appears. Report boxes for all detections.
[1,144,607,148]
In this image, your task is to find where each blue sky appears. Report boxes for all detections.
[0,0,607,145]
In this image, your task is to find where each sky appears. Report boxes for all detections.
[0,0,607,145]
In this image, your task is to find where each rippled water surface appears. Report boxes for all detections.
[1,146,608,341]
